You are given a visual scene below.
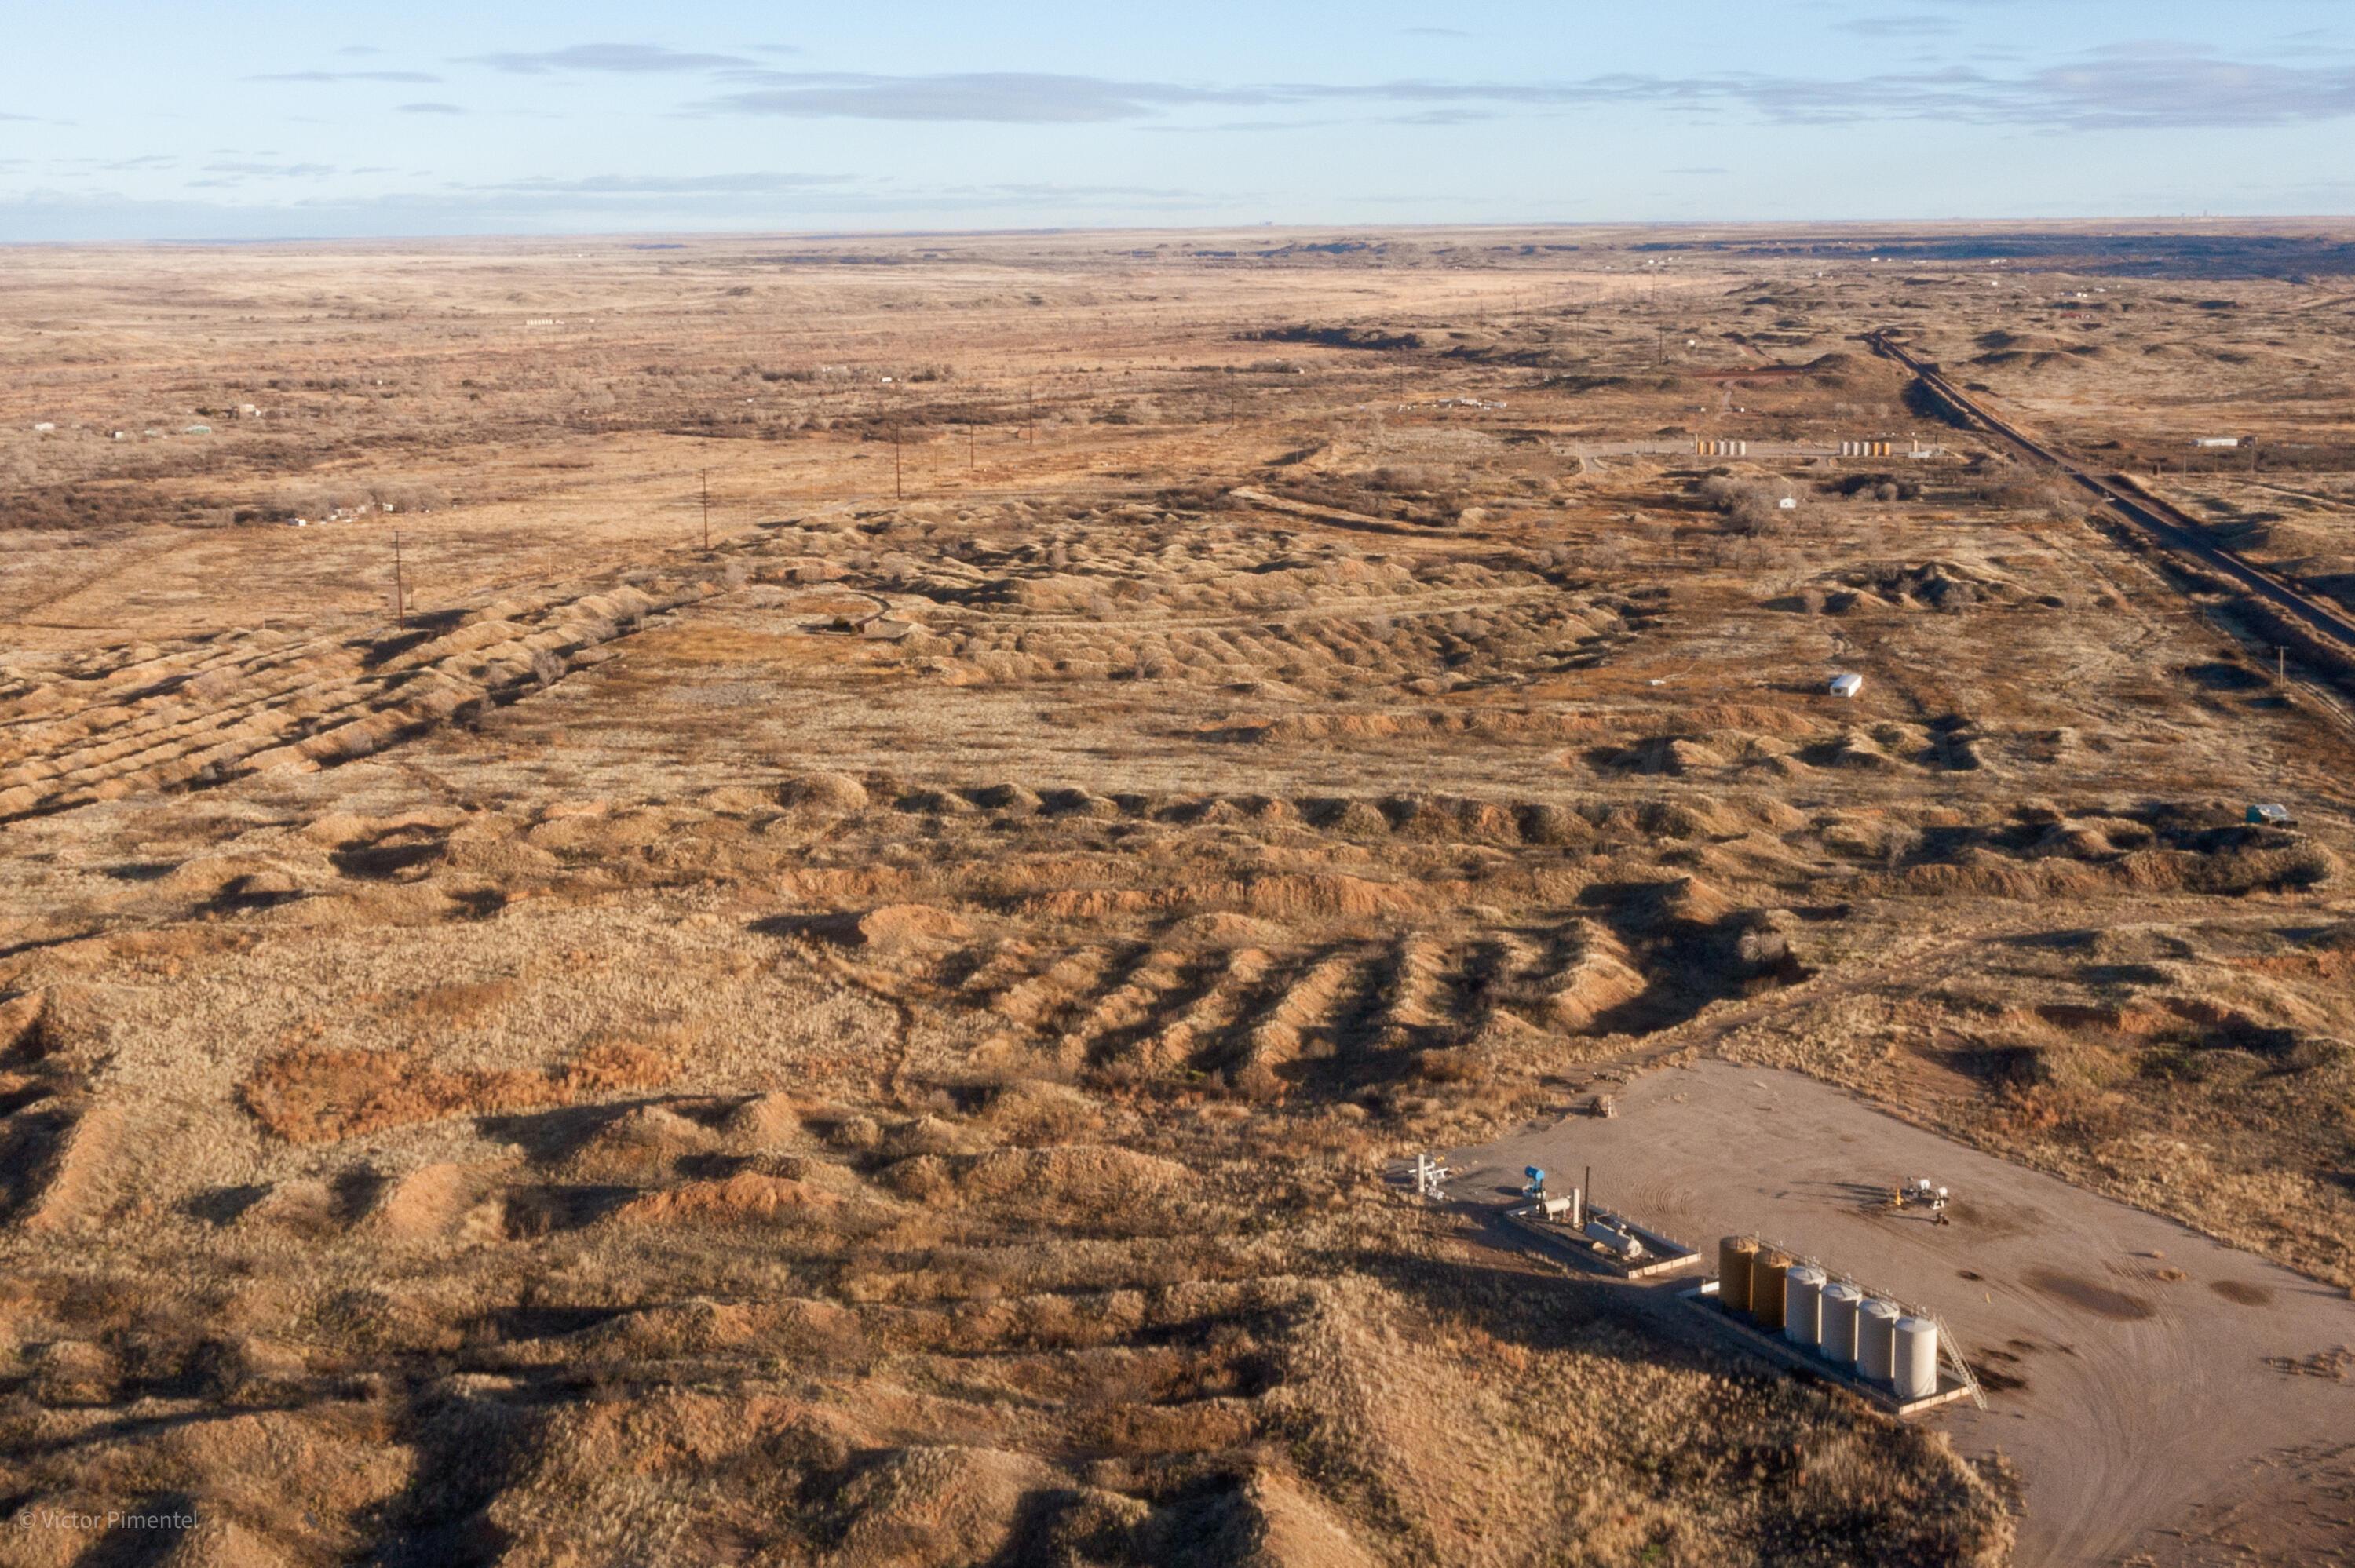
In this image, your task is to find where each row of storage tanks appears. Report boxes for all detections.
[1719,1236,1941,1400]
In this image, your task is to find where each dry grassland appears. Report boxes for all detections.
[2,223,2353,1566]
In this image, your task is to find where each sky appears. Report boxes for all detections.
[2,0,2353,241]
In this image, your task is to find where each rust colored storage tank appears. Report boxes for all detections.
[1718,1236,1758,1314]
[1749,1249,1792,1331]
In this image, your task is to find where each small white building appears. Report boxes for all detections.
[2193,436,2241,449]
[31,422,54,432]
[1828,673,1864,699]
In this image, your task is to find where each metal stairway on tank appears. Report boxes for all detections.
[1931,1313,1988,1410]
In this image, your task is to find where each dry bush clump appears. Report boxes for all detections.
[242,1035,683,1143]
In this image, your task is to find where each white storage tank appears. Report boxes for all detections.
[1819,1282,1864,1364]
[1783,1266,1826,1349]
[1857,1299,1900,1382]
[1894,1316,1940,1400]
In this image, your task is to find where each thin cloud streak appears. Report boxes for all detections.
[466,171,853,195]
[246,70,443,84]
[698,71,1264,123]
[203,160,336,177]
[462,43,758,75]
[681,48,2355,130]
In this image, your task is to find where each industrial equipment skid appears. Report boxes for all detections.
[1502,1205,1702,1280]
[1677,1281,1975,1416]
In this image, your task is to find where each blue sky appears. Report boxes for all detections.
[3,0,2352,240]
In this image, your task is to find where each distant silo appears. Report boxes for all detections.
[1719,1236,1758,1314]
[1857,1299,1900,1382]
[1819,1283,1863,1363]
[1784,1266,1826,1349]
[1893,1317,1940,1400]
[1749,1249,1792,1331]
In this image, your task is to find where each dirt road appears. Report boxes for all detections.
[1865,329,2355,654]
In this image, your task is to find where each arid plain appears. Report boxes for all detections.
[2,225,2352,1566]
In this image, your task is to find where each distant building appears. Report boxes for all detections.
[2193,436,2242,449]
[183,424,212,435]
[31,422,53,432]
[1828,673,1864,699]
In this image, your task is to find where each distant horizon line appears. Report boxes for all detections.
[5,213,2355,249]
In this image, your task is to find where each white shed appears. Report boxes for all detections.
[1828,673,1864,698]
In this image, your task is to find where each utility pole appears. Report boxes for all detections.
[968,421,975,469]
[1027,385,1036,445]
[700,468,710,550]
[893,424,903,500]
[392,530,407,629]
